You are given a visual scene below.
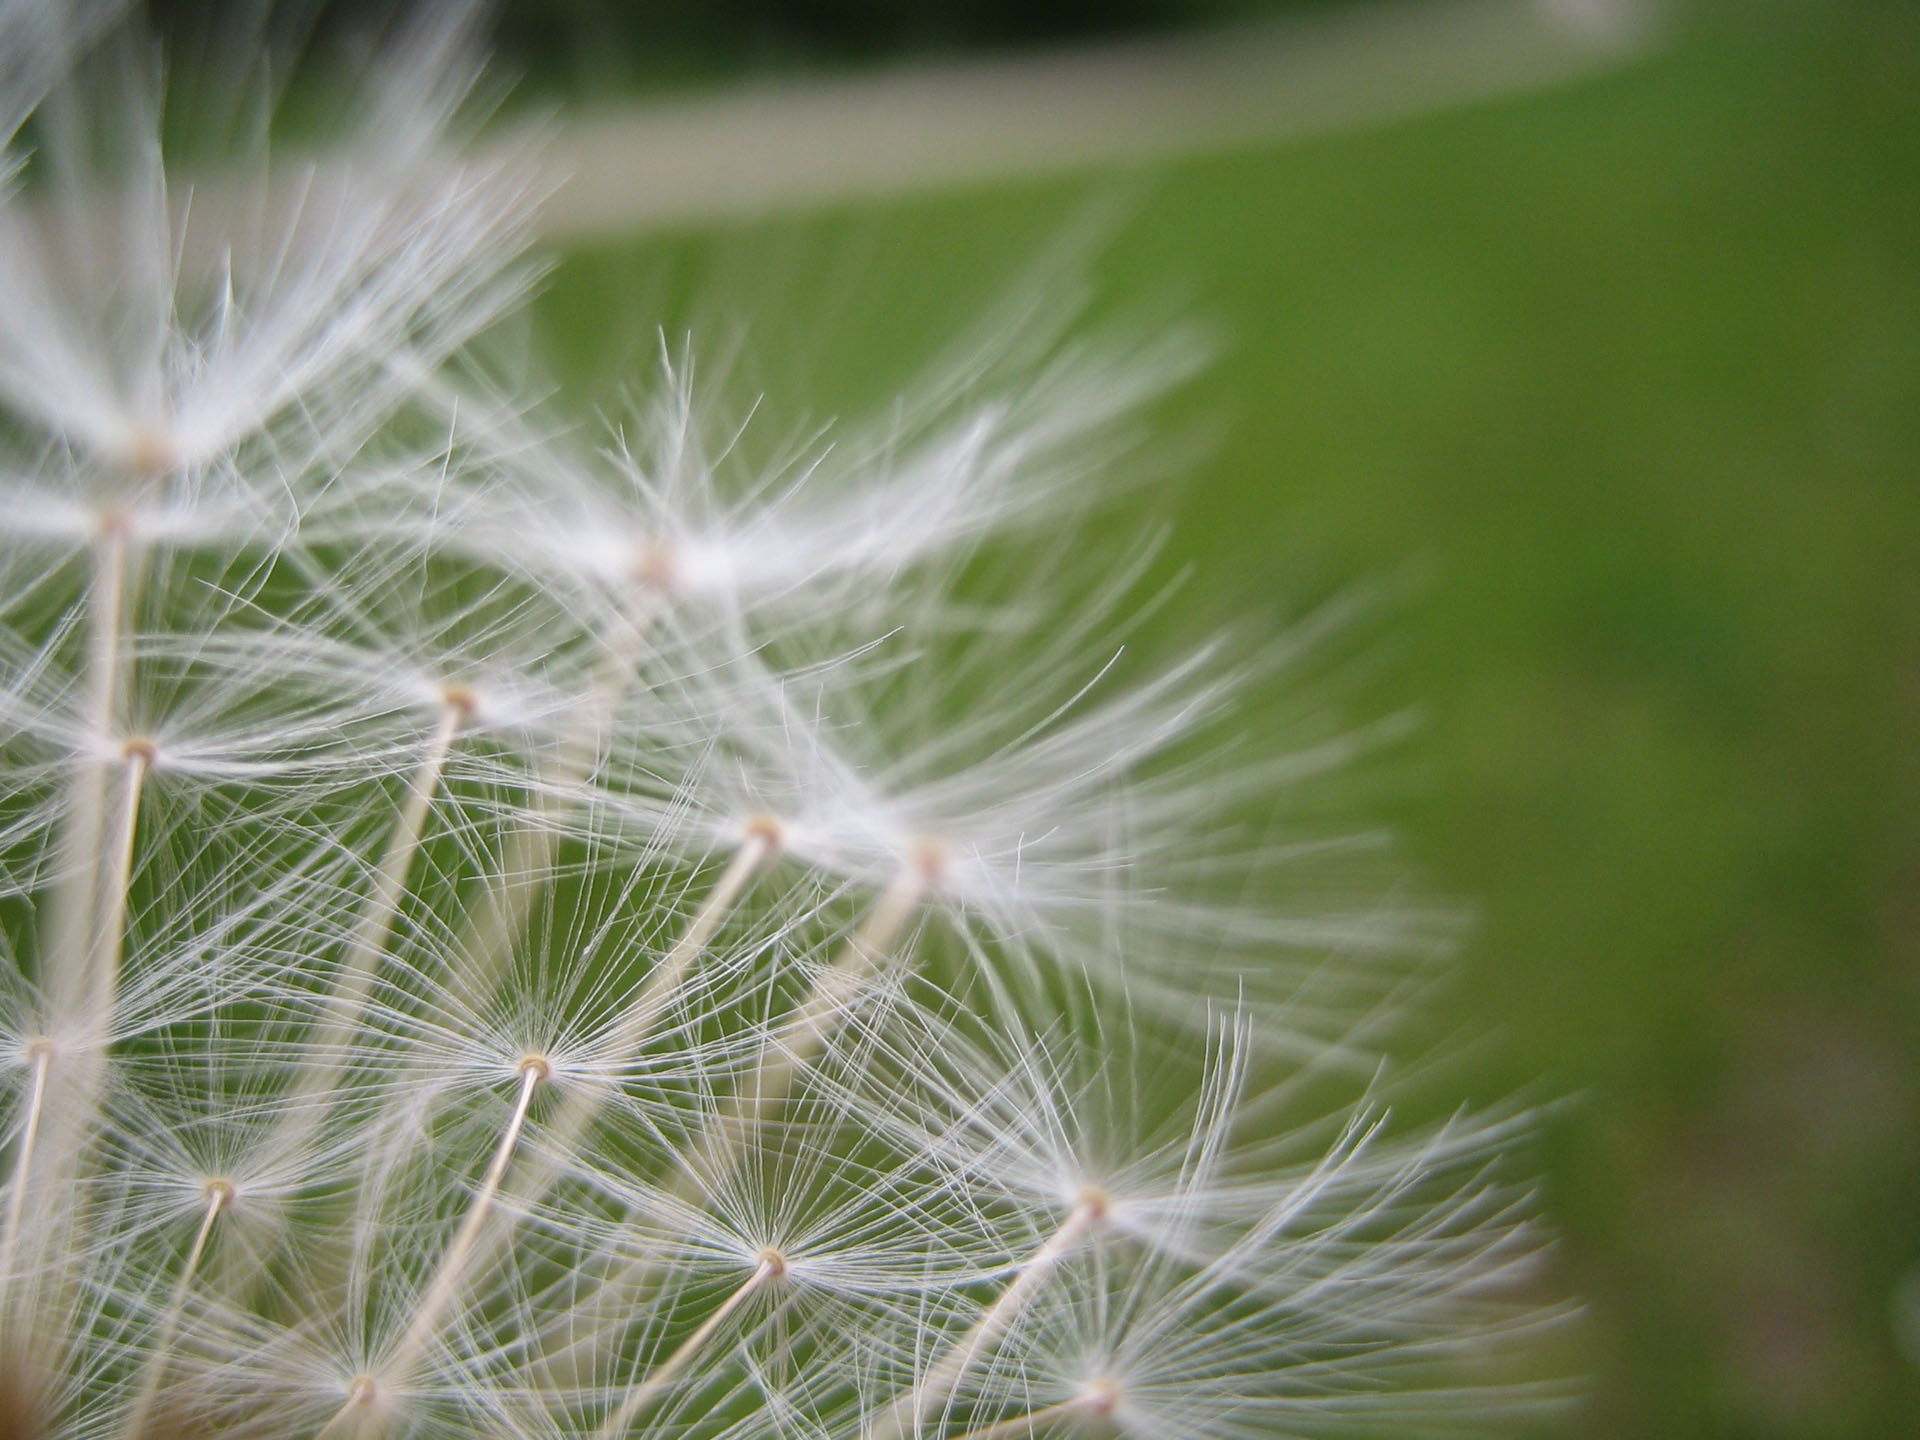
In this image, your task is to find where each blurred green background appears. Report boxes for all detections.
[241,0,1920,1433]
[520,0,1920,1435]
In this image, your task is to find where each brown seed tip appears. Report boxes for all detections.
[519,1054,552,1083]
[633,540,677,592]
[1076,1185,1111,1223]
[758,1246,788,1279]
[122,426,179,477]
[204,1178,236,1212]
[122,736,158,766]
[742,813,785,853]
[93,506,133,541]
[440,682,479,718]
[346,1375,378,1408]
[910,835,950,888]
[1082,1378,1121,1416]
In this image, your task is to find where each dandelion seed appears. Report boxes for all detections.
[0,6,1571,1439]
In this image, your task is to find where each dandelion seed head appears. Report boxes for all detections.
[0,4,1570,1436]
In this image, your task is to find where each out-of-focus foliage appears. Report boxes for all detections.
[146,0,1337,93]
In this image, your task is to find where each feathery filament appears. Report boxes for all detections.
[0,5,1573,1439]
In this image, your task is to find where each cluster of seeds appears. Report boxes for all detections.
[0,4,1570,1438]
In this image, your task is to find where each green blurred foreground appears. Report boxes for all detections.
[531,2,1920,1435]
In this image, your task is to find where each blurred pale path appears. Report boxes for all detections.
[533,0,1657,237]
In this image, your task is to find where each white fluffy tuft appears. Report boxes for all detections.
[0,7,1572,1440]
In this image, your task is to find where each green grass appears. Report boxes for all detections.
[531,2,1920,1434]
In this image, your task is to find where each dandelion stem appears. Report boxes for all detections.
[343,594,665,1408]
[119,1180,231,1440]
[326,695,470,1038]
[273,694,471,1147]
[534,859,928,1385]
[383,1056,547,1384]
[513,824,779,1204]
[451,587,660,1009]
[12,526,140,1355]
[0,1041,54,1310]
[241,697,475,1319]
[412,833,779,1405]
[865,1192,1105,1440]
[48,519,130,1021]
[592,1249,785,1440]
[94,742,151,1017]
[313,1376,382,1440]
[709,857,928,1166]
[603,823,779,1060]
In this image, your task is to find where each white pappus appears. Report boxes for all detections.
[0,6,1573,1440]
